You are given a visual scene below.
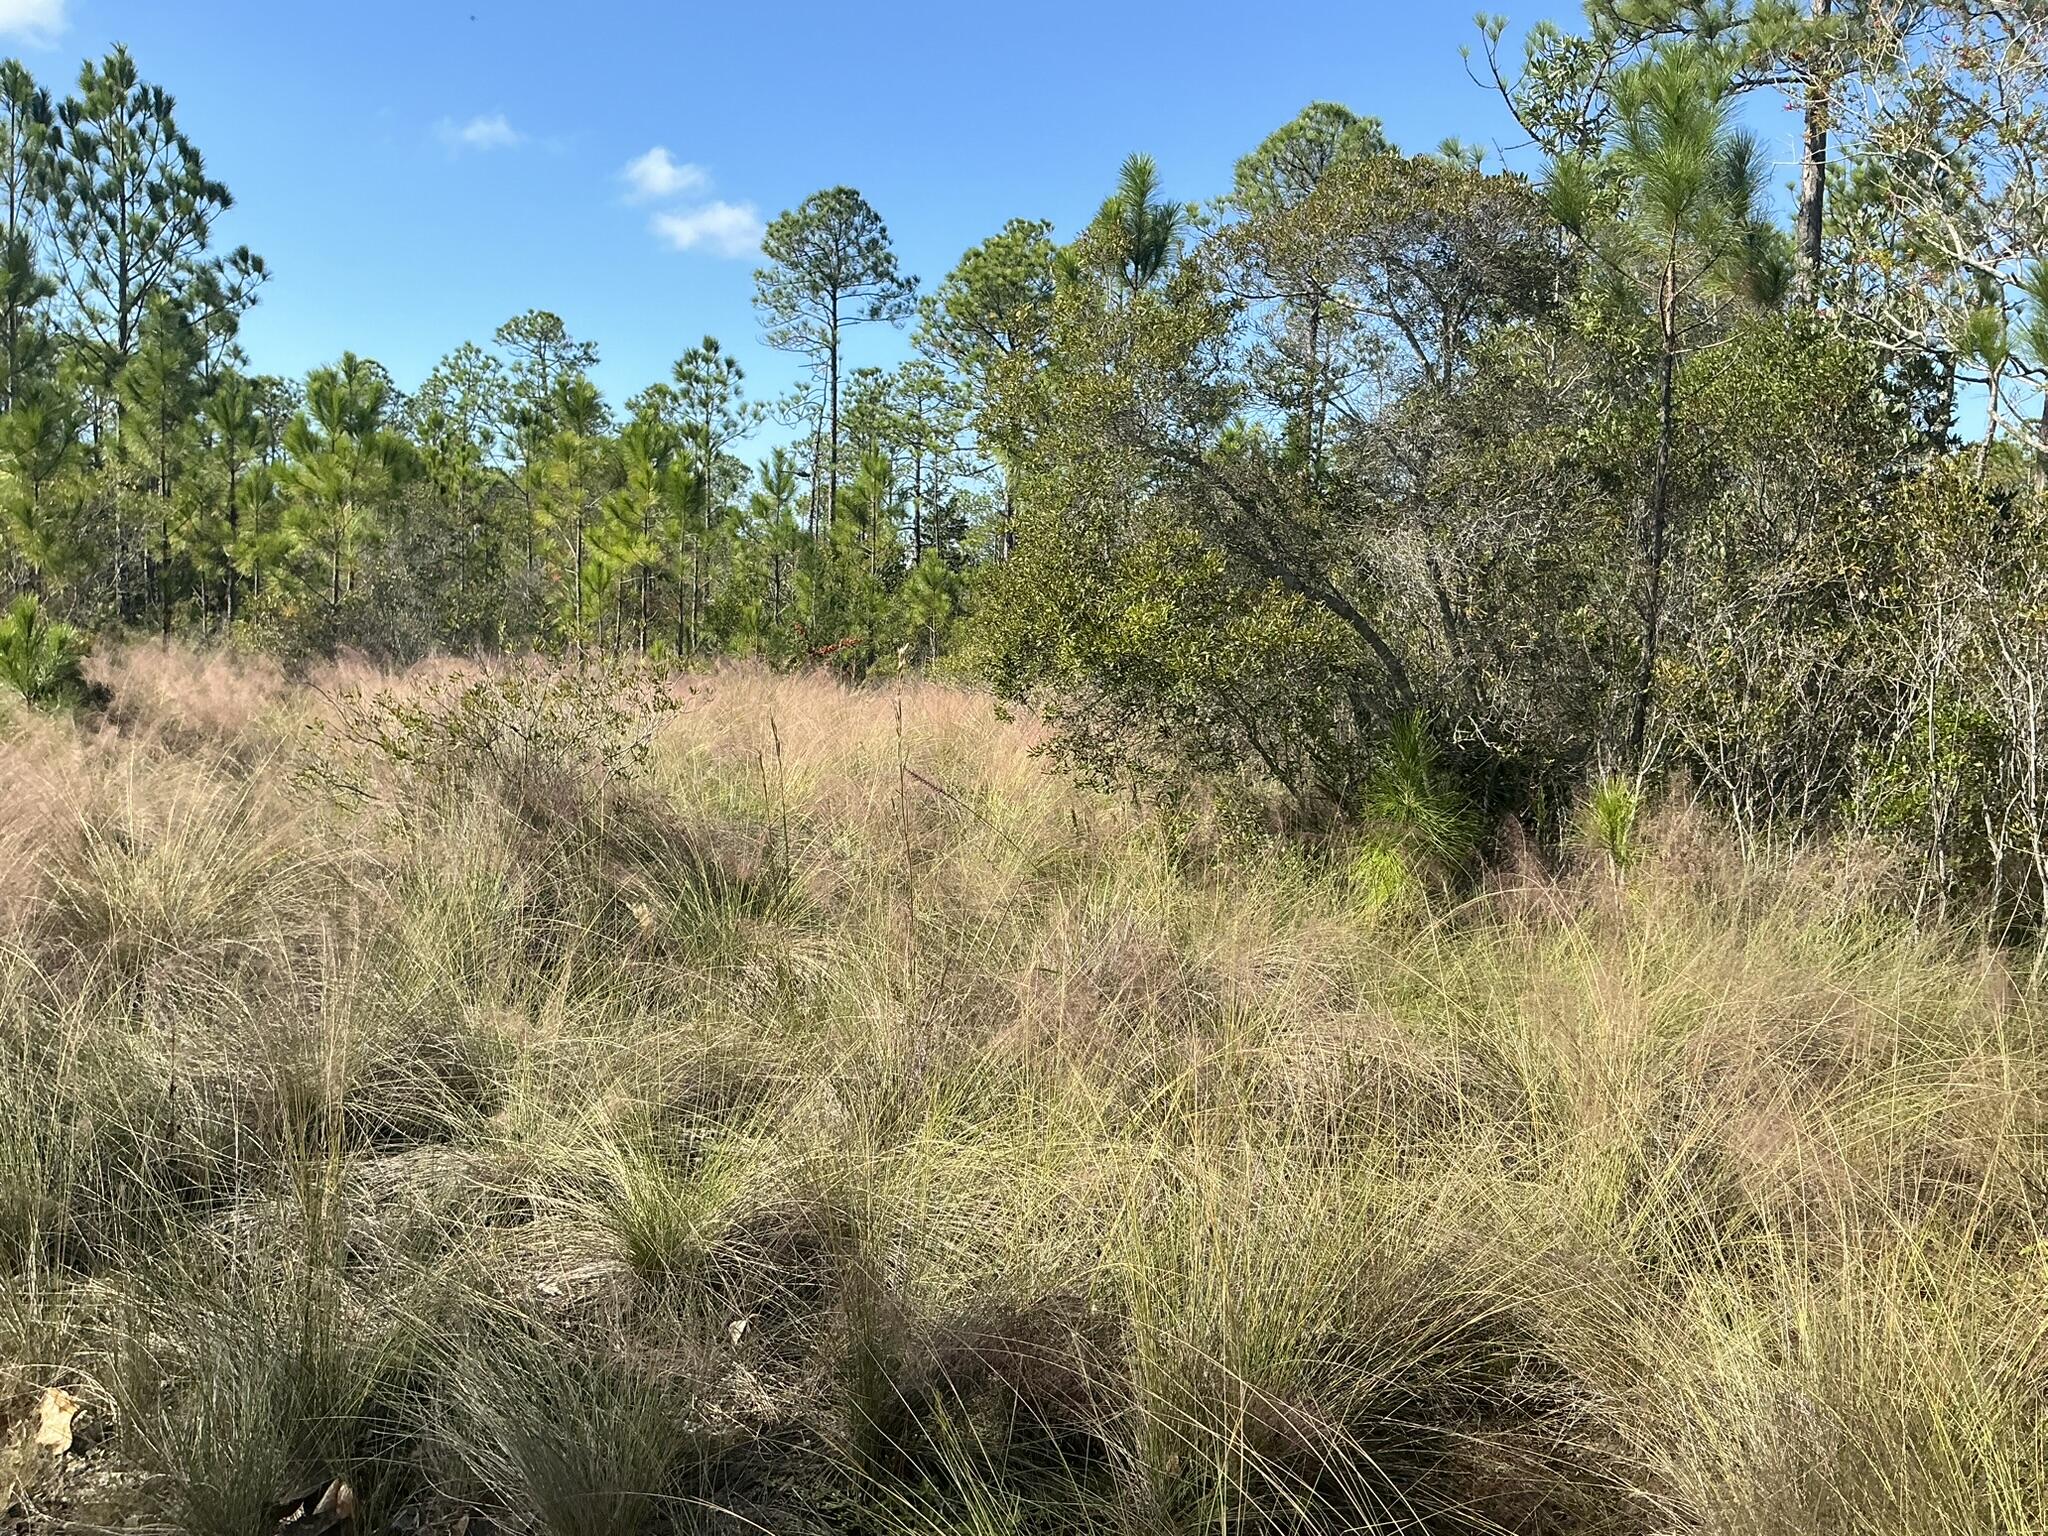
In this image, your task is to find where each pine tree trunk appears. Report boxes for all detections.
[1306,294,1324,475]
[158,509,170,642]
[827,293,841,529]
[224,456,239,627]
[1795,0,1832,294]
[912,443,924,562]
[1630,277,1680,764]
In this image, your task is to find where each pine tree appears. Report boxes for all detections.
[281,353,412,617]
[1550,46,1782,760]
[754,188,916,529]
[117,301,201,637]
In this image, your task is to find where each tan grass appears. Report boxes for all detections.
[0,648,2042,1535]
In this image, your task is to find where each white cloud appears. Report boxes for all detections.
[622,151,760,258]
[0,0,66,45]
[620,146,707,203]
[437,113,523,153]
[651,201,765,259]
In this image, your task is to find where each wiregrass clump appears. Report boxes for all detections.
[0,646,2042,1535]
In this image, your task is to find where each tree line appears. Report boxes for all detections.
[10,4,2048,923]
[0,47,992,672]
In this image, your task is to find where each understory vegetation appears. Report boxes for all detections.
[1,648,2043,1534]
[12,8,2048,925]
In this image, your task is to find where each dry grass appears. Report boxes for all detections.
[0,645,2043,1535]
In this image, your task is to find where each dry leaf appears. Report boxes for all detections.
[33,1389,77,1457]
[312,1478,358,1520]
[281,1476,361,1534]
[268,1479,326,1525]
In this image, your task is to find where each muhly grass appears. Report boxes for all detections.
[0,644,2043,1534]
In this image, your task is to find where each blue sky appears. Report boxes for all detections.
[0,0,1800,412]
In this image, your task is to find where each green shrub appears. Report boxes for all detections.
[0,595,89,710]
[1581,774,1641,872]
[1364,714,1479,872]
